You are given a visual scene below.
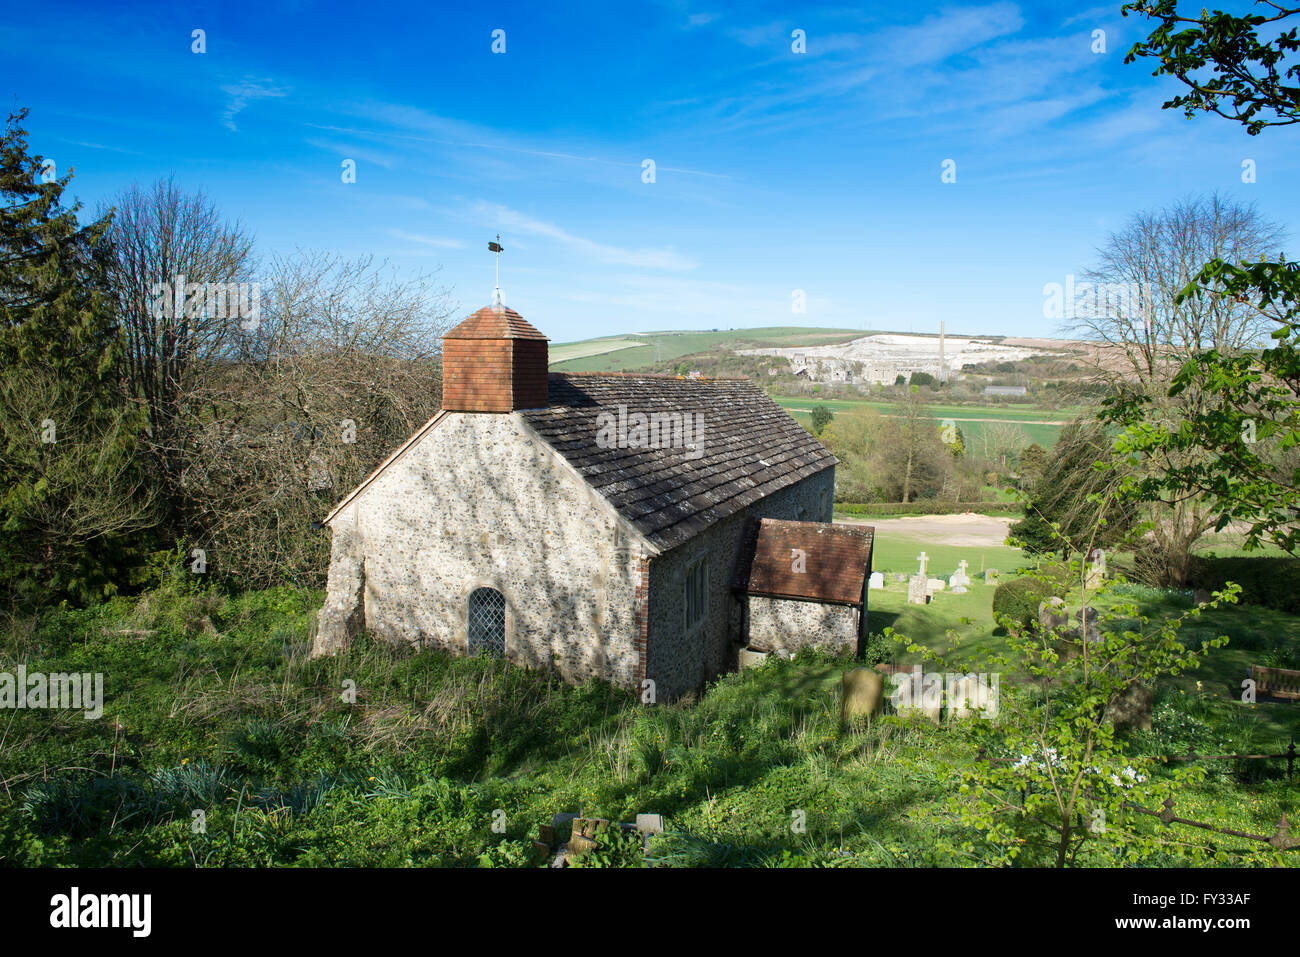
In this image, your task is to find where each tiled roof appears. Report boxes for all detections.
[521,373,837,552]
[445,305,549,341]
[734,518,874,605]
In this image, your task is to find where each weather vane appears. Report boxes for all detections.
[488,234,504,307]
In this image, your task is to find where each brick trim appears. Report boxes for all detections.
[633,557,651,694]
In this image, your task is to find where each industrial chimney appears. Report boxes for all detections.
[938,321,946,384]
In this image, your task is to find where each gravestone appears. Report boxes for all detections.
[947,673,998,720]
[907,575,929,605]
[893,573,908,583]
[841,668,884,722]
[949,585,968,594]
[891,668,942,724]
[738,647,768,670]
[1085,548,1106,589]
[635,814,665,837]
[1104,682,1154,731]
[1193,588,1212,605]
[926,577,945,594]
[1076,605,1102,644]
[1038,596,1069,635]
[984,568,999,585]
[949,560,971,588]
[868,571,884,590]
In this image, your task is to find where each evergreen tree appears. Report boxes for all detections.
[1010,422,1133,558]
[810,404,833,436]
[0,108,150,603]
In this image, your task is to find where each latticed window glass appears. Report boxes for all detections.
[468,587,506,657]
[684,556,708,632]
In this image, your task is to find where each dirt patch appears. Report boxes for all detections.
[837,512,1015,548]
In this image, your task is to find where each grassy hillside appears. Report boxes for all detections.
[2,576,1294,867]
[548,337,646,364]
[549,327,866,372]
[777,395,1080,449]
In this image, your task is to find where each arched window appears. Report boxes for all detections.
[468,587,507,658]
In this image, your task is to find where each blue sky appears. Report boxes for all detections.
[4,0,1297,342]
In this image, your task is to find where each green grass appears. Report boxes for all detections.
[548,337,646,364]
[775,396,1082,422]
[1,572,1295,867]
[549,327,864,372]
[850,526,1025,578]
[779,395,1079,448]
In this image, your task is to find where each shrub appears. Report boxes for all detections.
[992,577,1055,634]
[835,501,1020,517]
[1008,513,1058,553]
[1186,556,1300,615]
[1034,560,1076,592]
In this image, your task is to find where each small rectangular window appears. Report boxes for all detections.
[684,555,709,632]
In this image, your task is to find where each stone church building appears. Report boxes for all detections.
[312,300,874,700]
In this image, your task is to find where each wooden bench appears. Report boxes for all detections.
[1251,665,1300,701]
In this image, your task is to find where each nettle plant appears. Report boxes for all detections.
[891,552,1239,867]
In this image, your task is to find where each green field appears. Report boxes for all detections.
[843,523,1025,577]
[549,327,865,372]
[548,337,647,364]
[778,395,1080,448]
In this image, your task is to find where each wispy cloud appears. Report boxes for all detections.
[305,138,395,169]
[388,229,465,249]
[475,203,698,271]
[308,106,730,180]
[220,78,289,131]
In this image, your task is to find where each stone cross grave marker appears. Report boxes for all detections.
[1086,548,1106,589]
[916,551,929,577]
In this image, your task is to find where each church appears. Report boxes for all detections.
[312,295,874,700]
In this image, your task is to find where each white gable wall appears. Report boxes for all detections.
[315,412,646,690]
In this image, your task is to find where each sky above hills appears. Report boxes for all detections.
[4,1,1297,343]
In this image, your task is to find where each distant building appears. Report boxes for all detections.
[984,385,1027,396]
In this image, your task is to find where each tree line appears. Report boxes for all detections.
[0,108,451,606]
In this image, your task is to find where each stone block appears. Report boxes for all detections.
[1038,596,1068,635]
[1105,683,1154,732]
[635,813,665,835]
[907,575,928,605]
[841,668,884,723]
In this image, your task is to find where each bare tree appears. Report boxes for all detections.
[872,390,946,503]
[1071,194,1285,585]
[980,420,1030,469]
[179,251,452,586]
[102,177,257,525]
